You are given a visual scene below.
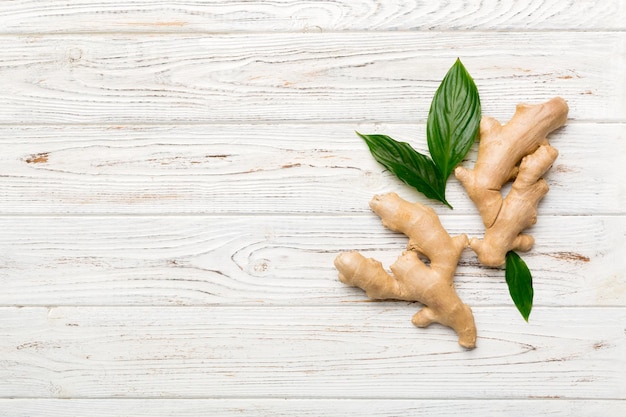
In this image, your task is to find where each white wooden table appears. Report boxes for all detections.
[1,1,625,415]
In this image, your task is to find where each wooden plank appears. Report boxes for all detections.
[1,399,625,416]
[0,0,623,33]
[1,123,623,215]
[0,215,622,307]
[1,306,624,398]
[0,33,622,124]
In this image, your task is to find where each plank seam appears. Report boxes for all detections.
[0,30,623,36]
[0,120,621,128]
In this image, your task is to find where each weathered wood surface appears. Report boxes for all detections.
[0,0,623,33]
[1,306,624,399]
[0,33,623,124]
[0,1,624,415]
[1,123,623,214]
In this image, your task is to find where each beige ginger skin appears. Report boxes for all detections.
[455,97,569,266]
[334,193,477,349]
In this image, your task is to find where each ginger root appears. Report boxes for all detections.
[455,97,569,266]
[335,98,568,348]
[334,193,477,349]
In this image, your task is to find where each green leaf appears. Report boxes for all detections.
[357,59,480,207]
[427,58,481,186]
[505,251,534,321]
[357,132,450,207]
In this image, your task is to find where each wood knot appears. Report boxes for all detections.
[25,152,49,164]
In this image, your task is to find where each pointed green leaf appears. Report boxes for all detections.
[427,58,481,184]
[357,132,450,207]
[505,251,534,321]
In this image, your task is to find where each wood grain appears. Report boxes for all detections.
[1,306,624,399]
[0,0,623,33]
[0,215,622,307]
[1,123,623,215]
[0,1,624,411]
[1,399,625,416]
[0,33,622,124]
